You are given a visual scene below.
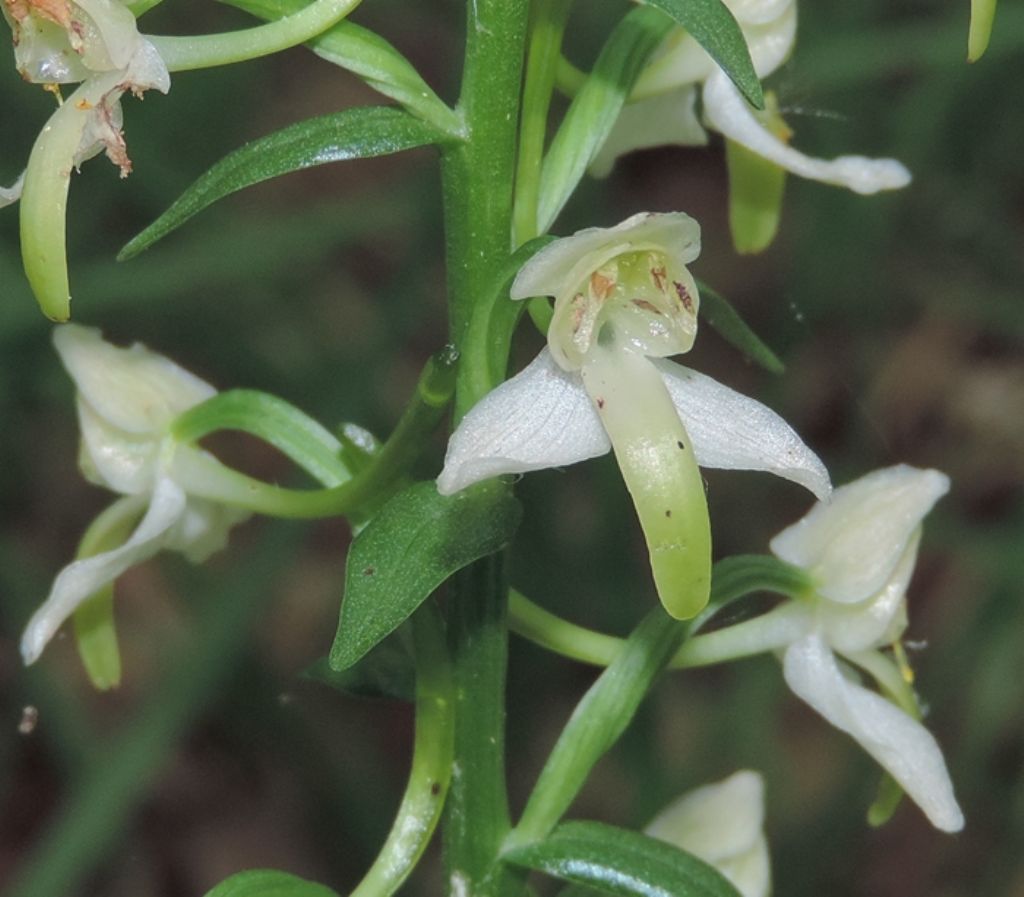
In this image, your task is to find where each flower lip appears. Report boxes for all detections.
[769,464,949,604]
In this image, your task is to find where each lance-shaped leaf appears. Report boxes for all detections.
[538,8,671,232]
[640,0,763,107]
[503,820,741,897]
[202,869,341,897]
[121,106,448,258]
[330,481,521,670]
[694,279,783,374]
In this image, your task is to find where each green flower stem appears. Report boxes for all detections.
[508,554,814,668]
[147,0,361,71]
[172,389,354,486]
[220,0,462,135]
[172,345,456,518]
[350,603,454,897]
[513,0,574,245]
[504,608,687,851]
[6,526,299,897]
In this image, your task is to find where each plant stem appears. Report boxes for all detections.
[442,0,529,419]
[439,4,529,890]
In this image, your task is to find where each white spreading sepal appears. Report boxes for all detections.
[437,349,609,495]
[1,171,25,207]
[654,358,831,500]
[783,632,964,832]
[438,349,829,504]
[645,770,771,897]
[702,70,911,195]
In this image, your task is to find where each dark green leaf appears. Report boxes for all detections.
[304,639,415,702]
[330,482,522,670]
[121,107,446,258]
[203,869,340,897]
[220,0,460,130]
[538,7,672,231]
[641,0,763,107]
[696,279,784,374]
[504,821,741,897]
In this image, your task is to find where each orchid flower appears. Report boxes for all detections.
[590,0,910,196]
[438,212,830,620]
[684,465,964,831]
[2,0,362,320]
[645,770,770,897]
[20,324,250,667]
[2,0,171,320]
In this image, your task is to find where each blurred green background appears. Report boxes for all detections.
[1,0,1022,895]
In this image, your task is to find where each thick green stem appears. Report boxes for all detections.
[438,3,528,894]
[442,0,529,418]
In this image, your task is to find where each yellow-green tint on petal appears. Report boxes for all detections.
[968,0,998,61]
[581,346,710,618]
[70,496,146,690]
[548,249,699,370]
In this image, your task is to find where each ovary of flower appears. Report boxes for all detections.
[718,465,963,832]
[437,212,830,620]
[20,324,249,666]
[2,0,171,320]
[645,770,770,897]
[591,0,910,195]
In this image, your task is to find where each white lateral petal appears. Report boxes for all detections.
[511,212,700,303]
[54,324,215,435]
[653,359,831,500]
[770,465,949,604]
[717,837,771,897]
[783,633,964,832]
[436,349,609,495]
[20,477,187,664]
[702,70,911,194]
[590,89,707,178]
[729,0,795,26]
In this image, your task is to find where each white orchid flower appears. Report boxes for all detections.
[645,770,771,897]
[21,324,250,666]
[438,212,830,620]
[686,465,962,831]
[2,0,171,319]
[591,0,910,195]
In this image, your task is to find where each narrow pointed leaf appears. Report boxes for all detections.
[503,821,741,897]
[694,279,783,374]
[203,869,341,897]
[121,107,446,258]
[330,482,521,669]
[538,7,672,231]
[641,0,763,108]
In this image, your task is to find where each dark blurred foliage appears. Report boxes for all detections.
[1,0,1022,895]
